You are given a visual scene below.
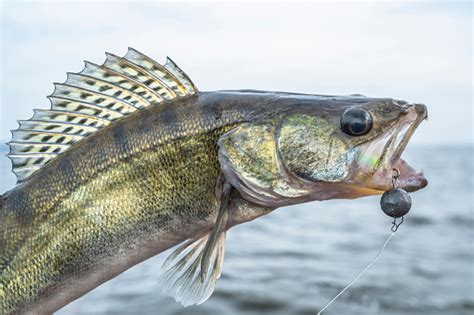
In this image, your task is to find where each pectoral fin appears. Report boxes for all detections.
[158,182,231,306]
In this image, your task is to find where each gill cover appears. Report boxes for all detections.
[218,120,311,206]
[218,114,357,206]
[278,114,356,182]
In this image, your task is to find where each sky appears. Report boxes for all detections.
[0,1,472,146]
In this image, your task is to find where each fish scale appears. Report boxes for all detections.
[0,91,280,313]
[1,129,226,313]
[0,48,428,314]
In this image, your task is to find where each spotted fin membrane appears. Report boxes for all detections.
[7,48,198,182]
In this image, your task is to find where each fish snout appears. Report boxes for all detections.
[413,103,428,120]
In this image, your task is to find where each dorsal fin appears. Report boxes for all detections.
[7,48,198,183]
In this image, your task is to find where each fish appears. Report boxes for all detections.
[0,48,428,314]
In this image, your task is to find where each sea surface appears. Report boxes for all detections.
[0,144,473,315]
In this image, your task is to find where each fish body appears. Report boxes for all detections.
[0,50,428,314]
[0,92,269,313]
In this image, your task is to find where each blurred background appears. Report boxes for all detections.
[1,1,472,314]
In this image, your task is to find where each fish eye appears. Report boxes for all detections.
[340,107,373,136]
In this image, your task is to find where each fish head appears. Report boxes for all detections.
[278,97,428,198]
[341,100,428,196]
[218,94,428,207]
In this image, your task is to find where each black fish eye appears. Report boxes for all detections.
[340,107,373,136]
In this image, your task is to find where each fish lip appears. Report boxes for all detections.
[370,158,428,193]
[350,103,428,193]
[389,104,427,165]
[392,159,428,192]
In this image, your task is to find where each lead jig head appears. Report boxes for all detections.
[380,168,412,219]
[380,188,412,218]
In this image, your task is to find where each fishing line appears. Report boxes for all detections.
[316,231,396,315]
[317,168,410,314]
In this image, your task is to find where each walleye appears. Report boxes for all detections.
[0,48,428,314]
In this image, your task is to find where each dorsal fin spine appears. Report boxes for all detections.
[18,120,99,131]
[164,57,198,95]
[51,83,139,114]
[49,95,126,114]
[8,141,71,147]
[104,52,177,100]
[64,72,152,107]
[8,142,70,156]
[10,166,42,182]
[8,48,198,183]
[8,153,58,158]
[33,109,112,124]
[16,121,97,138]
[126,57,182,97]
[82,61,164,106]
[63,72,143,106]
[11,129,84,144]
[48,96,128,121]
[125,48,189,96]
[32,109,111,126]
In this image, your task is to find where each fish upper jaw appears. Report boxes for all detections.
[347,103,428,194]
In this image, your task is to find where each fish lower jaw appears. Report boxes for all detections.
[371,158,427,192]
[343,157,427,198]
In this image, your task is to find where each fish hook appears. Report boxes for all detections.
[389,168,405,232]
[391,168,400,188]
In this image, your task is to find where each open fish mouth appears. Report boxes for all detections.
[349,103,428,194]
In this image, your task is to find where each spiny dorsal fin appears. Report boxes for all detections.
[8,48,198,183]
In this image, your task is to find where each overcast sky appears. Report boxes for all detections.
[0,1,472,146]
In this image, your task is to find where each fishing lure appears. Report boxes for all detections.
[317,169,412,314]
[381,169,412,232]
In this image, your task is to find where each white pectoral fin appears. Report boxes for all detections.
[158,182,231,306]
[158,231,227,306]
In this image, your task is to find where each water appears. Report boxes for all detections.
[0,145,473,315]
